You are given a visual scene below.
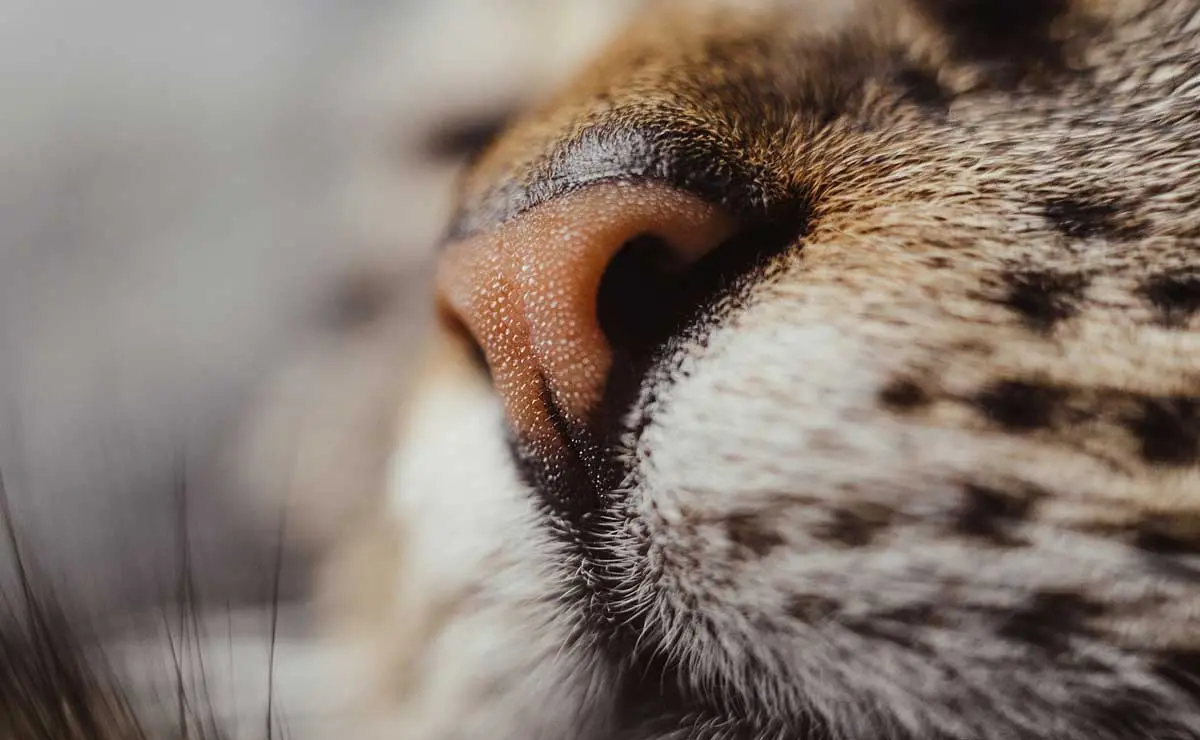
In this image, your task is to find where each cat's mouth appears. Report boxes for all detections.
[438,221,809,643]
[432,164,810,640]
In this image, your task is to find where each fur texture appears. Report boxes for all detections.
[369,0,1200,738]
[4,0,1200,739]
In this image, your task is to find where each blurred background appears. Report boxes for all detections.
[0,0,637,676]
[0,0,639,734]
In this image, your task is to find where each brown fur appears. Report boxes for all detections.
[399,0,1200,738]
[4,1,1199,739]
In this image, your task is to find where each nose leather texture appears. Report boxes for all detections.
[437,181,733,445]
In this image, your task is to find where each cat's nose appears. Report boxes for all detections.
[437,182,734,446]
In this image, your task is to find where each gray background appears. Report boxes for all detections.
[0,0,636,625]
[0,0,396,616]
[0,2,634,735]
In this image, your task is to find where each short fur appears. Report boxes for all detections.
[374,0,1200,738]
[5,1,1200,739]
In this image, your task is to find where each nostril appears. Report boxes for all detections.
[436,182,736,445]
[599,219,809,362]
[597,233,692,355]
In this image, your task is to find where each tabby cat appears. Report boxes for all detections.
[5,0,1200,739]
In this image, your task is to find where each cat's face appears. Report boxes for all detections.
[4,1,1193,739]
[348,1,1200,739]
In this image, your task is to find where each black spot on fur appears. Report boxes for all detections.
[976,380,1065,430]
[915,0,1072,85]
[1134,513,1200,555]
[1000,269,1088,331]
[815,503,894,548]
[1141,269,1200,327]
[956,483,1042,544]
[895,65,952,112]
[873,603,939,625]
[1137,530,1200,556]
[726,513,786,558]
[785,594,839,623]
[1127,397,1199,466]
[1144,551,1200,585]
[879,378,932,411]
[1153,649,1200,699]
[1043,195,1146,240]
[843,613,928,652]
[996,590,1104,656]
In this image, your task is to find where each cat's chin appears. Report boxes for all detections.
[308,339,615,740]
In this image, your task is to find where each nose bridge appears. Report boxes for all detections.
[437,181,733,444]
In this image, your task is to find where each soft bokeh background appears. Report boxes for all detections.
[0,0,636,629]
[0,1,639,735]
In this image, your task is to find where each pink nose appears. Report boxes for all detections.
[437,182,734,444]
